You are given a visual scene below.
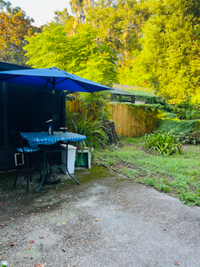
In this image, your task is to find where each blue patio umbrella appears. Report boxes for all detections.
[0,67,113,131]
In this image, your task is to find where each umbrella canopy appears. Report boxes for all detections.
[0,66,113,93]
[0,67,113,133]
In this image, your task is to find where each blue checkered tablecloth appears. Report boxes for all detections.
[21,132,86,148]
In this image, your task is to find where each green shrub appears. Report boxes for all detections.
[144,132,182,155]
[66,109,108,152]
[158,119,200,144]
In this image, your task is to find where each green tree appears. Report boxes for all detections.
[54,8,75,37]
[85,0,150,86]
[137,0,200,105]
[70,0,93,32]
[0,1,40,65]
[24,24,118,86]
[24,23,67,69]
[87,0,149,63]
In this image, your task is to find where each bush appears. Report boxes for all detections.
[144,132,182,155]
[66,109,108,152]
[158,119,200,144]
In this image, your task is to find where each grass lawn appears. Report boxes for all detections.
[93,137,200,206]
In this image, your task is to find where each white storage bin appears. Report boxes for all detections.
[60,144,77,174]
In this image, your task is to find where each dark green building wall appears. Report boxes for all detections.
[0,61,65,171]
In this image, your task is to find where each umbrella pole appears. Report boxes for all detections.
[52,89,55,134]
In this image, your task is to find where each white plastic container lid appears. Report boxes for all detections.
[60,144,77,150]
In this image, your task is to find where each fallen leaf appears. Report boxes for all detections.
[44,209,48,211]
[16,227,19,230]
[95,219,99,221]
[20,213,24,216]
[11,242,16,246]
[0,203,3,205]
[2,234,6,236]
[104,238,106,240]
[0,257,3,260]
[41,263,47,267]
[29,247,32,250]
[35,264,41,267]
[62,222,66,225]
[59,213,62,215]
[60,196,63,198]
[29,240,35,244]
[174,262,179,266]
[47,207,50,209]
[40,243,44,245]
[0,223,5,226]
[39,236,44,239]
[85,240,89,243]
[62,248,66,252]
[24,254,28,258]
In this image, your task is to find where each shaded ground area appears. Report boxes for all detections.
[0,167,200,267]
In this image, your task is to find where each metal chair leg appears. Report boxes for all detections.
[37,147,46,193]
[14,167,19,188]
[26,154,29,193]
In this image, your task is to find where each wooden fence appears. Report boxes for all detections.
[108,103,158,137]
[66,101,158,137]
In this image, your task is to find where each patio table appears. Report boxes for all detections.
[21,131,86,193]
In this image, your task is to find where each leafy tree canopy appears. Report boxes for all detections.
[24,24,118,86]
[0,0,40,65]
[137,0,200,105]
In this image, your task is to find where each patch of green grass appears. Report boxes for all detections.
[94,138,200,206]
[121,136,145,146]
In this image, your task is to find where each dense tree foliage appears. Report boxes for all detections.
[24,24,118,87]
[0,0,40,65]
[2,0,200,105]
[138,0,200,105]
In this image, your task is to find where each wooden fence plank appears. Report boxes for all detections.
[66,101,158,137]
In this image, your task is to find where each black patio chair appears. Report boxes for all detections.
[12,130,41,193]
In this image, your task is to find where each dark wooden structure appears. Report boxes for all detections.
[0,61,66,171]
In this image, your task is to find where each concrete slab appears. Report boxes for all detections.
[0,167,200,267]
